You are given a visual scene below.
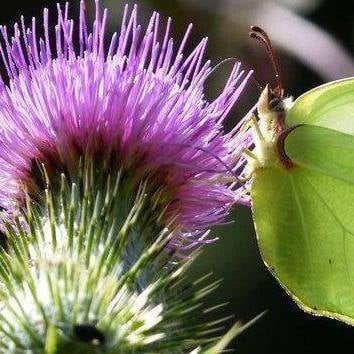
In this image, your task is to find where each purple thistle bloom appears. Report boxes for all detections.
[0,1,252,249]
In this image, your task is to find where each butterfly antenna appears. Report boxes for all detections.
[205,57,239,84]
[250,26,283,98]
[207,57,263,96]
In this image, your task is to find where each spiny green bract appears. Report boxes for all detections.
[0,161,244,353]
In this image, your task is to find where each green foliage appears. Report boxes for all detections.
[250,77,354,325]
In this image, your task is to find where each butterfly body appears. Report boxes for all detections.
[247,85,294,175]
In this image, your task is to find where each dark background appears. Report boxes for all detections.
[1,1,354,353]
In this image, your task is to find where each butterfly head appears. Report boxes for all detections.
[250,26,294,128]
[246,26,295,172]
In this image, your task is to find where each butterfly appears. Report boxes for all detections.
[247,26,354,325]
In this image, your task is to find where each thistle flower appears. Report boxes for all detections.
[0,1,254,352]
[0,1,251,246]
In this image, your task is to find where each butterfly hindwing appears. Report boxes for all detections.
[252,102,354,325]
[252,125,354,324]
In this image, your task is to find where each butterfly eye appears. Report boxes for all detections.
[269,97,281,110]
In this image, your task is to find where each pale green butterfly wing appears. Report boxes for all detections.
[286,77,354,134]
[286,124,354,186]
[252,125,354,324]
